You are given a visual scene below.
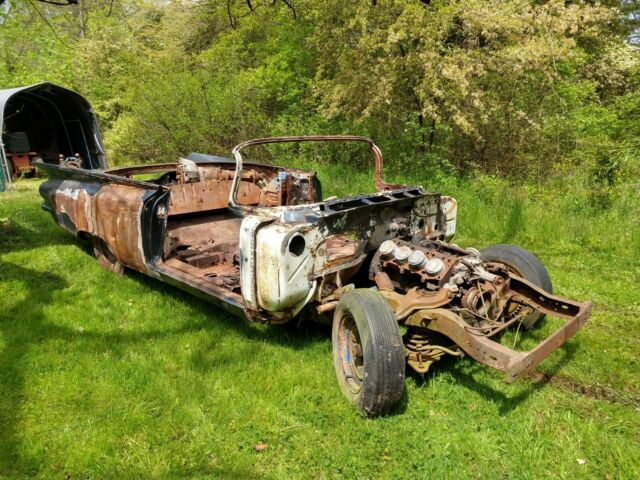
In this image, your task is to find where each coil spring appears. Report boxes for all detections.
[404,329,444,374]
[404,330,432,354]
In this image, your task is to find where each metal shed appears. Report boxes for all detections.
[0,82,106,192]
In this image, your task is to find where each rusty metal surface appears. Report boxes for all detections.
[325,234,358,264]
[371,236,591,381]
[379,287,452,320]
[505,300,592,382]
[55,156,323,309]
[163,214,242,293]
[370,238,460,291]
[93,237,125,275]
[404,296,591,383]
[228,135,404,213]
[158,257,244,305]
[42,173,150,273]
[374,271,395,291]
[507,274,584,319]
[414,279,586,379]
[169,178,263,215]
[406,308,528,374]
[50,185,93,234]
[404,328,462,374]
[92,183,148,271]
[167,163,317,215]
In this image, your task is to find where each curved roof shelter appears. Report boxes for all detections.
[0,82,106,191]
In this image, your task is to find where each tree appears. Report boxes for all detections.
[311,0,621,172]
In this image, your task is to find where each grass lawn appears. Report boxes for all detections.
[1,177,639,479]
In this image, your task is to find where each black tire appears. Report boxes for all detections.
[332,289,405,417]
[480,244,552,329]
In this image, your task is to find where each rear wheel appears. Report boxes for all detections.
[332,289,405,417]
[480,244,552,329]
[93,237,125,275]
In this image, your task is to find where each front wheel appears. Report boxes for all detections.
[332,289,405,417]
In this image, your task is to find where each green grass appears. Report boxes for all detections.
[1,177,639,479]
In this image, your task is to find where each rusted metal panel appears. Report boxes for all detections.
[168,179,262,215]
[325,235,358,263]
[92,184,148,272]
[164,214,242,291]
[50,185,94,234]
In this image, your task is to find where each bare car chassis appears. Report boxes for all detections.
[37,136,591,416]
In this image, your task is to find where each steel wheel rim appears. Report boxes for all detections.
[337,312,364,394]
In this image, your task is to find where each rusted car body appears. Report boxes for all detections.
[37,136,592,416]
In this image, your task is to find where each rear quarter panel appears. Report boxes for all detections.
[37,163,167,273]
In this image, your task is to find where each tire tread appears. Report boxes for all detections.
[332,289,405,417]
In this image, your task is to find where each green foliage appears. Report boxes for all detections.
[310,0,634,172]
[1,0,638,181]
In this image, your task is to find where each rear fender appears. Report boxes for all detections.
[37,163,167,273]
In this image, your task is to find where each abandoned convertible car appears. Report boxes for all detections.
[37,136,592,416]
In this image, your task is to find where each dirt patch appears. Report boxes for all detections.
[527,371,640,409]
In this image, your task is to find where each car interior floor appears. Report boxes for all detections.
[159,211,243,296]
